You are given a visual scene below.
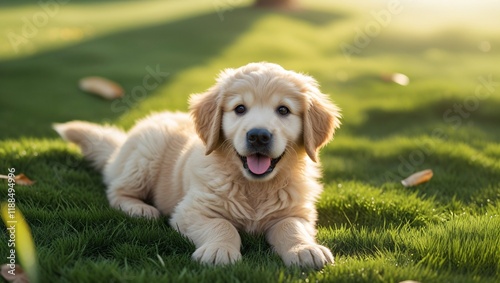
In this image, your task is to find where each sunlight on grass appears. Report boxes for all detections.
[410,214,500,276]
[0,0,221,60]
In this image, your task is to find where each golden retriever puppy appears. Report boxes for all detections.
[54,62,341,269]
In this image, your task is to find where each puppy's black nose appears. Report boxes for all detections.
[247,128,272,146]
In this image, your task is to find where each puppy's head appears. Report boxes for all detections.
[190,62,341,181]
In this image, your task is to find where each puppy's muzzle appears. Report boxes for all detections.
[239,128,282,177]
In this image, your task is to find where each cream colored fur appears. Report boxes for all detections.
[54,62,341,269]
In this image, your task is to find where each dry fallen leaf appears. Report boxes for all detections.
[1,264,30,283]
[0,174,35,186]
[401,169,433,187]
[381,73,410,86]
[79,76,124,100]
[14,174,35,186]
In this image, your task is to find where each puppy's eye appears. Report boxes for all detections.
[277,106,290,116]
[234,105,246,115]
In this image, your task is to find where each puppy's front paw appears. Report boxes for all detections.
[192,244,242,265]
[121,203,160,219]
[282,244,334,269]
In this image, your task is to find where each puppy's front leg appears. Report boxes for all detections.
[173,215,242,265]
[266,217,334,269]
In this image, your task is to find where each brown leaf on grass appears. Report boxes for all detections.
[1,264,30,283]
[381,73,410,86]
[401,169,433,187]
[0,174,35,186]
[79,76,124,100]
[14,174,35,186]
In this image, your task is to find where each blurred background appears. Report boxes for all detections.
[1,0,499,139]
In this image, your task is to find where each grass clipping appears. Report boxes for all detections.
[1,204,38,283]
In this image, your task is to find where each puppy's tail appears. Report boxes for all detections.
[53,121,127,171]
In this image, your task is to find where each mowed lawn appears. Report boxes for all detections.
[1,0,500,282]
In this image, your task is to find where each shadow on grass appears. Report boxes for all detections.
[318,97,500,220]
[0,7,346,139]
[347,98,500,140]
[323,147,500,205]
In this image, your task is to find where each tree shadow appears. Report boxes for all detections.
[277,7,346,26]
[0,6,347,139]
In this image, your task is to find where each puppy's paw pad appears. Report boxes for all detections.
[192,244,241,265]
[284,244,334,269]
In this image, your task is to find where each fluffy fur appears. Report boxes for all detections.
[54,62,341,269]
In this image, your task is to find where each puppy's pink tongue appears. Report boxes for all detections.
[247,154,271,175]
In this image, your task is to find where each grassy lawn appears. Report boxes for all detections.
[1,0,500,282]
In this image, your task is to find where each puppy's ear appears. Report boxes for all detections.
[189,86,223,155]
[303,79,341,162]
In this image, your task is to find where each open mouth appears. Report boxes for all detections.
[239,153,283,177]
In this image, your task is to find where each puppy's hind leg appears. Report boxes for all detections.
[103,133,162,219]
[106,181,160,219]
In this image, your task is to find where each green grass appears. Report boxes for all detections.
[1,0,500,282]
